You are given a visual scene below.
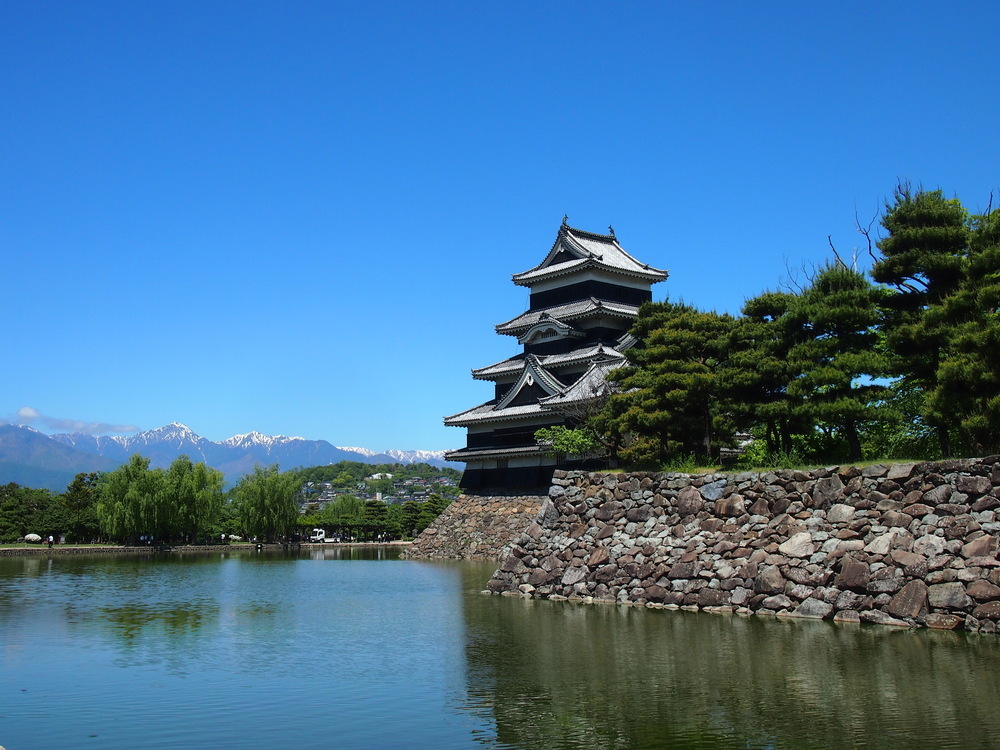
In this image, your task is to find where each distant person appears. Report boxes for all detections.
[47,535,53,549]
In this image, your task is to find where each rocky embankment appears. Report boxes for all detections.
[487,458,1000,633]
[403,493,544,561]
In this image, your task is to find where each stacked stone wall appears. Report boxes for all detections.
[403,493,545,561]
[487,458,1000,633]
[0,545,158,557]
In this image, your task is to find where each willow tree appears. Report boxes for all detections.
[163,455,225,543]
[233,465,299,543]
[96,454,164,543]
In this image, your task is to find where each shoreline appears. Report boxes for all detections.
[0,541,413,557]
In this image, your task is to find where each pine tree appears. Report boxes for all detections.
[927,208,1000,453]
[871,185,971,456]
[722,291,801,456]
[786,263,890,462]
[608,301,735,466]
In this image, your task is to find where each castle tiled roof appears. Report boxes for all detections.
[443,400,554,426]
[512,224,667,287]
[471,343,625,380]
[539,359,625,409]
[495,297,640,336]
[444,444,549,461]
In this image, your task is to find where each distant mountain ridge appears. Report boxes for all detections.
[0,422,458,491]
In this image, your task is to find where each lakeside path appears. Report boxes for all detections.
[0,541,412,557]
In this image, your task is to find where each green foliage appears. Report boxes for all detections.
[362,499,389,540]
[96,454,164,542]
[298,488,449,542]
[534,426,601,458]
[590,186,996,469]
[659,454,703,473]
[291,461,460,490]
[734,442,805,471]
[162,456,225,542]
[606,301,736,467]
[859,380,940,461]
[785,263,890,461]
[873,186,969,304]
[415,494,451,535]
[871,185,973,456]
[232,465,300,543]
[923,208,1000,454]
[0,483,62,542]
[61,472,102,543]
[95,454,225,543]
[400,500,422,538]
[724,291,801,456]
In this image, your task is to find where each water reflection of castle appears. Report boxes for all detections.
[445,220,667,490]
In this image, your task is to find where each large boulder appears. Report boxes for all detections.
[812,475,845,507]
[961,535,998,560]
[827,503,856,524]
[887,580,929,619]
[676,486,704,516]
[925,613,964,630]
[715,494,745,517]
[778,532,815,558]
[913,534,948,558]
[966,580,1000,602]
[928,582,973,610]
[754,566,786,594]
[972,601,1000,620]
[561,566,588,586]
[791,598,834,620]
[835,558,871,592]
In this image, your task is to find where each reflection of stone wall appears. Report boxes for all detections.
[404,493,544,561]
[487,458,1000,633]
[462,591,1000,750]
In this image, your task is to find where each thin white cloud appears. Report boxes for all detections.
[11,406,139,435]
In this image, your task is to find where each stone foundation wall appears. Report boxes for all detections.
[0,545,159,557]
[487,458,1000,633]
[0,544,281,557]
[403,493,545,561]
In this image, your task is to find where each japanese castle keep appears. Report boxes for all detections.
[445,220,668,490]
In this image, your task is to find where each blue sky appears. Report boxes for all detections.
[2,1,998,451]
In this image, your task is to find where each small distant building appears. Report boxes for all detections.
[445,220,667,490]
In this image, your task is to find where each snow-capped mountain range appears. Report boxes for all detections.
[0,422,457,490]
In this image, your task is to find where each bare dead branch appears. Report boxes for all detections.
[778,257,810,293]
[855,206,879,265]
[827,235,846,268]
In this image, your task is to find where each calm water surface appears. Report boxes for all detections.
[1,548,998,749]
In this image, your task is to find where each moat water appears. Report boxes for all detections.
[1,547,998,750]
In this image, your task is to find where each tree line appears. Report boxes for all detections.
[548,185,999,468]
[0,457,453,544]
[296,493,451,541]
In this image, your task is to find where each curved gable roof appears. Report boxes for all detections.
[496,297,640,336]
[512,223,668,287]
